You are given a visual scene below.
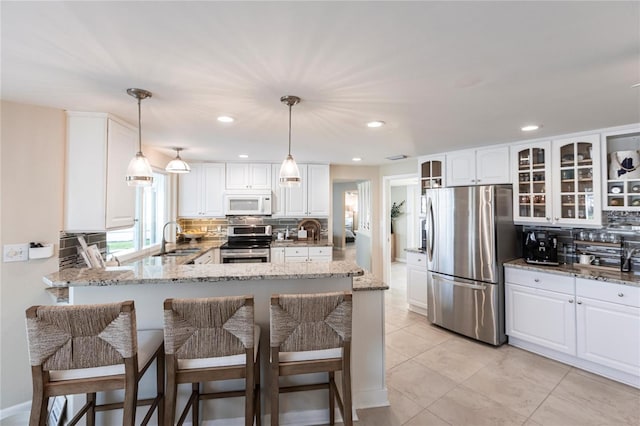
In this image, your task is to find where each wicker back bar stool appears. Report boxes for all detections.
[269,291,353,426]
[25,300,165,426]
[163,295,261,426]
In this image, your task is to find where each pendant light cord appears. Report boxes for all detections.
[288,103,292,156]
[137,98,143,154]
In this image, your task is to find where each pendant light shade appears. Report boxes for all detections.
[165,148,191,173]
[125,88,154,187]
[279,95,302,188]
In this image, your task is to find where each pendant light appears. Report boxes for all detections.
[165,147,191,173]
[279,95,302,188]
[125,88,154,187]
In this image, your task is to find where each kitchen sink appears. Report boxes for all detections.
[153,248,201,257]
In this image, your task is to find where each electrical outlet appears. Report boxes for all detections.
[3,243,29,262]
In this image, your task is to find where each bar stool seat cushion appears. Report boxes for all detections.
[277,347,342,363]
[49,329,164,381]
[178,325,260,370]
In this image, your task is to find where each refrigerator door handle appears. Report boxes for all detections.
[427,196,435,262]
[434,275,487,291]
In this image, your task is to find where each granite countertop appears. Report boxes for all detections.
[353,272,389,291]
[505,258,640,287]
[43,260,366,288]
[271,239,333,248]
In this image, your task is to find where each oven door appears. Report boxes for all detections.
[220,248,270,263]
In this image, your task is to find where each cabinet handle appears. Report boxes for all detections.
[534,278,540,282]
[554,217,559,221]
[618,292,624,297]
[569,299,574,303]
[577,300,583,305]
[546,217,551,221]
[476,179,481,182]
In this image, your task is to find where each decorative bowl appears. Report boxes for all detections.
[180,231,206,240]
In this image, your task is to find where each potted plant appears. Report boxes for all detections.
[390,200,405,233]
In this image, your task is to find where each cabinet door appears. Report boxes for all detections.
[271,248,285,264]
[577,297,640,375]
[249,164,272,189]
[201,163,225,217]
[446,150,476,186]
[285,165,308,217]
[307,164,330,216]
[178,164,202,217]
[506,283,576,355]
[511,141,553,224]
[475,146,510,184]
[420,155,446,192]
[407,265,429,310]
[225,163,249,189]
[105,119,137,229]
[552,134,601,226]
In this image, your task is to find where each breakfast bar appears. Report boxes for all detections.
[44,261,389,425]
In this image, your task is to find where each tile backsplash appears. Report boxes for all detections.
[58,231,106,270]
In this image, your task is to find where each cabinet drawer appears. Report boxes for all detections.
[407,252,427,268]
[285,247,308,257]
[309,246,331,257]
[308,255,332,263]
[505,267,574,295]
[193,250,214,264]
[576,278,640,308]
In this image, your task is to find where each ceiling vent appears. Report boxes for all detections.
[386,154,408,161]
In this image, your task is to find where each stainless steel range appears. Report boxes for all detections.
[220,225,272,263]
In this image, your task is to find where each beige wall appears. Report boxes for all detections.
[0,101,66,409]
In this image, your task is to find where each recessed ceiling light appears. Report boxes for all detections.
[217,115,235,123]
[238,154,248,159]
[352,157,362,162]
[367,121,385,128]
[521,124,541,132]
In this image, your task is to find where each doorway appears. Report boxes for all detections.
[332,180,371,269]
[382,174,419,288]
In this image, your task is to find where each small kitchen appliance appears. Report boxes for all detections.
[523,230,559,265]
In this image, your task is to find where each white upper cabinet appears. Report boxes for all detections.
[272,164,330,217]
[178,163,225,217]
[446,146,510,186]
[551,134,601,227]
[511,135,601,227]
[512,141,553,225]
[225,163,271,190]
[65,112,137,232]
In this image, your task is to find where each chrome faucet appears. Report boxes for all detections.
[161,221,182,255]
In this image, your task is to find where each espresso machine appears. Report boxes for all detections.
[524,230,559,265]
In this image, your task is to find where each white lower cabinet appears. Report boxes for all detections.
[576,278,640,376]
[283,246,332,263]
[193,248,219,264]
[506,283,576,355]
[271,247,285,264]
[406,252,428,315]
[505,267,640,388]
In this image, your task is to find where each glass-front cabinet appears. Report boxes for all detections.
[552,134,601,226]
[511,141,552,224]
[512,134,602,227]
[420,155,445,193]
[603,128,640,211]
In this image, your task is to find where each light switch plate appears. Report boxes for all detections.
[4,243,29,262]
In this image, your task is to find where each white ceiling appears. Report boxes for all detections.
[2,1,639,165]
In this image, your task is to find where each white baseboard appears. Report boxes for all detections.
[354,387,390,409]
[0,400,30,420]
[393,258,407,263]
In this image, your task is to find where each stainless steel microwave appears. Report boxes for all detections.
[223,190,272,216]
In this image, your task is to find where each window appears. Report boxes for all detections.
[107,170,168,257]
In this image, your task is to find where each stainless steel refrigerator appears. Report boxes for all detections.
[425,185,517,345]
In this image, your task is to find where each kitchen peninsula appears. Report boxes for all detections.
[43,259,389,424]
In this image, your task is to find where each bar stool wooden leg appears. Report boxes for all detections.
[86,392,96,426]
[156,347,165,426]
[192,382,200,425]
[123,357,139,426]
[270,348,279,426]
[255,350,261,426]
[29,369,47,426]
[245,351,254,426]
[328,371,335,425]
[342,342,353,426]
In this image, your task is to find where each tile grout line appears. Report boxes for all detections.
[523,364,572,423]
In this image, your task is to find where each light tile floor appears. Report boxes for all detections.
[354,262,640,426]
